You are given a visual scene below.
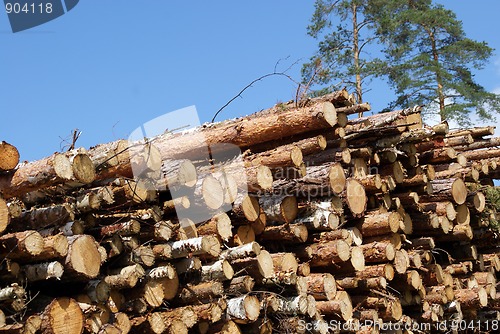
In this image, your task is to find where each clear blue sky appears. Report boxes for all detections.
[1,1,500,162]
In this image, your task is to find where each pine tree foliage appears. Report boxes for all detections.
[302,0,385,103]
[369,0,500,124]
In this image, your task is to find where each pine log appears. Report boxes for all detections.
[297,240,351,267]
[153,100,338,161]
[296,200,340,231]
[271,163,346,197]
[0,230,44,260]
[0,151,95,199]
[64,235,101,279]
[0,142,19,172]
[305,273,337,301]
[230,250,274,279]
[40,298,84,334]
[232,194,260,222]
[455,288,488,308]
[420,178,468,205]
[259,223,308,244]
[316,291,353,321]
[227,275,255,296]
[360,241,396,263]
[356,263,395,281]
[0,196,9,234]
[357,211,401,237]
[197,212,233,242]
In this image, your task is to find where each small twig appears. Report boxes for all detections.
[211,59,301,122]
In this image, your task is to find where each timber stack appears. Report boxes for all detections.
[0,89,500,333]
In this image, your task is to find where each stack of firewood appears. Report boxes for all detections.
[0,90,499,334]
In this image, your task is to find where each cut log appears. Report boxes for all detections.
[420,178,468,205]
[154,100,338,161]
[104,264,145,290]
[316,291,353,320]
[259,223,308,244]
[23,261,64,282]
[357,211,401,237]
[227,275,255,296]
[226,295,260,324]
[0,141,19,172]
[177,281,223,304]
[298,240,351,267]
[345,179,367,217]
[41,298,84,334]
[258,195,298,224]
[201,259,234,281]
[220,242,261,262]
[64,235,101,279]
[271,163,346,197]
[230,250,274,279]
[0,196,9,234]
[169,236,220,259]
[10,203,75,232]
[0,230,44,260]
[0,151,95,199]
[305,273,337,301]
[197,212,233,242]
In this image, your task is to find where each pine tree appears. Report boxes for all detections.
[302,0,385,106]
[371,0,500,125]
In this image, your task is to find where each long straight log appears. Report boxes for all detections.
[153,100,337,161]
[0,151,95,199]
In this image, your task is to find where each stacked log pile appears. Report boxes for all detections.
[0,89,500,333]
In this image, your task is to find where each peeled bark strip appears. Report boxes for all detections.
[64,235,101,279]
[0,141,19,172]
[226,295,260,324]
[169,236,221,258]
[0,230,44,260]
[0,151,95,199]
[41,298,84,334]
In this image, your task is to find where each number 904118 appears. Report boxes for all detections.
[5,2,53,14]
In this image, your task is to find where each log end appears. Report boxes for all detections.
[0,141,20,171]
